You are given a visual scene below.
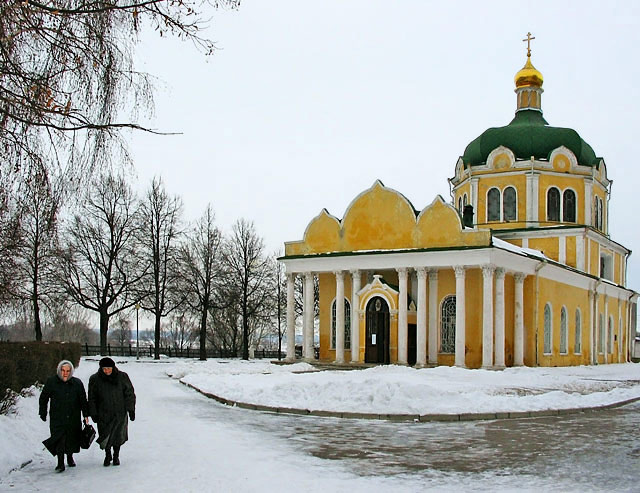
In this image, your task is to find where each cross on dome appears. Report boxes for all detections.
[522,32,535,57]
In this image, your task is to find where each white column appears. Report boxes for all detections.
[482,265,495,368]
[428,269,439,365]
[350,270,361,363]
[397,268,409,365]
[494,268,506,368]
[590,290,597,365]
[559,236,566,264]
[334,271,345,363]
[303,272,315,360]
[454,266,466,367]
[584,179,593,226]
[526,171,539,226]
[286,273,296,361]
[471,178,479,224]
[416,268,428,367]
[514,273,526,366]
[604,294,609,364]
[576,234,585,271]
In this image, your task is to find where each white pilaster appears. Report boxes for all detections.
[454,266,466,367]
[559,236,566,265]
[482,265,495,368]
[350,270,361,363]
[526,171,539,226]
[428,269,439,365]
[416,268,428,367]
[590,290,597,365]
[576,234,585,271]
[303,272,315,360]
[471,178,479,224]
[584,179,593,226]
[334,271,345,364]
[494,269,506,368]
[397,268,409,365]
[514,273,526,366]
[286,273,296,361]
[604,294,609,364]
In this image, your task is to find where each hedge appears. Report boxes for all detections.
[0,341,81,407]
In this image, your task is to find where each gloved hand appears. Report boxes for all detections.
[129,410,135,422]
[40,414,46,422]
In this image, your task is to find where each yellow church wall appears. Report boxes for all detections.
[475,174,527,225]
[523,276,537,366]
[588,239,599,277]
[503,274,516,367]
[464,268,484,368]
[317,272,356,362]
[528,237,559,262]
[537,174,585,224]
[536,278,590,367]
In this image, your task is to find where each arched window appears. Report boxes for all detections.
[563,190,576,222]
[487,188,501,222]
[331,298,351,350]
[608,316,614,354]
[503,187,517,221]
[544,304,552,354]
[598,197,604,231]
[463,194,468,207]
[560,307,568,354]
[574,309,582,354]
[598,313,604,354]
[458,197,462,213]
[594,197,600,229]
[547,188,560,222]
[440,296,456,353]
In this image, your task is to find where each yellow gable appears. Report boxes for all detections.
[285,181,490,256]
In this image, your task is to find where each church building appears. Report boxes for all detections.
[279,37,638,368]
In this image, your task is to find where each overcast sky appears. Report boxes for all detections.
[127,1,640,292]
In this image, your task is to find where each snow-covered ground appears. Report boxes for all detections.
[170,359,640,415]
[1,358,639,492]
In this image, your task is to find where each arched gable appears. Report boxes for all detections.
[549,146,578,172]
[486,146,515,170]
[342,180,417,251]
[358,275,398,312]
[416,195,491,248]
[302,208,341,254]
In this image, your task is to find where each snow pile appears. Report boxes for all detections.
[169,360,640,415]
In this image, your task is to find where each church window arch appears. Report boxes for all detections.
[562,189,577,222]
[574,309,582,354]
[487,188,501,222]
[331,298,351,350]
[560,306,568,354]
[598,197,604,231]
[547,187,560,222]
[458,197,462,213]
[543,303,552,354]
[503,186,517,221]
[463,193,468,207]
[440,296,456,353]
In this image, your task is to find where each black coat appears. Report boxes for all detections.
[39,375,88,454]
[88,368,136,448]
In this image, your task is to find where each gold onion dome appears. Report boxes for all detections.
[514,56,543,88]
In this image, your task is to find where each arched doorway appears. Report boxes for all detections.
[365,296,390,364]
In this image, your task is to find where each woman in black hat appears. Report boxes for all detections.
[88,357,136,466]
[39,360,89,472]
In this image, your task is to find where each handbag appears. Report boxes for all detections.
[80,423,96,449]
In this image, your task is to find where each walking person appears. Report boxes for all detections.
[88,357,136,467]
[39,360,89,472]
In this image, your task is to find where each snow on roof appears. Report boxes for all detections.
[491,237,549,260]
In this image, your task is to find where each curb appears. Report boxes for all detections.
[180,381,640,422]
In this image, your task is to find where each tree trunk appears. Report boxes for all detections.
[242,290,249,360]
[99,309,109,354]
[33,296,42,341]
[154,311,161,360]
[199,308,207,361]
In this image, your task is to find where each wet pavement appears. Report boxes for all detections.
[205,396,640,491]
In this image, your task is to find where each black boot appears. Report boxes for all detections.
[112,446,120,466]
[67,454,76,467]
[55,454,65,472]
[103,448,112,467]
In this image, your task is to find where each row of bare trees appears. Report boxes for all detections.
[0,171,289,360]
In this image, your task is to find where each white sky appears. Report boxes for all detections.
[128,1,640,292]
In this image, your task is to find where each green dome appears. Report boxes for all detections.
[462,110,599,167]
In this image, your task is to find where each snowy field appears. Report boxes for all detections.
[1,357,639,492]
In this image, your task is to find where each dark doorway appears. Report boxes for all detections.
[407,323,417,366]
[365,296,390,364]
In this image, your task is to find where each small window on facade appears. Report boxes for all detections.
[503,187,517,221]
[574,309,582,354]
[544,304,552,354]
[331,298,351,350]
[547,188,560,222]
[563,190,576,222]
[463,194,468,207]
[487,188,501,222]
[560,307,568,354]
[598,314,604,354]
[458,197,462,213]
[598,197,604,231]
[440,296,456,353]
[594,197,600,229]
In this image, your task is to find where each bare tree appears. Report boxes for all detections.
[108,314,132,347]
[177,205,223,360]
[1,0,240,205]
[7,167,63,340]
[138,176,184,356]
[166,310,198,351]
[223,219,272,360]
[46,304,98,344]
[58,173,145,353]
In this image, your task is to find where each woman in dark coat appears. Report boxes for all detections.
[88,357,136,466]
[39,360,88,472]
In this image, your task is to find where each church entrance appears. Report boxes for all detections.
[407,323,417,366]
[365,296,390,364]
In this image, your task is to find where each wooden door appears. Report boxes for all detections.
[365,296,390,364]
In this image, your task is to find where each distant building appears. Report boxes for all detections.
[279,39,638,368]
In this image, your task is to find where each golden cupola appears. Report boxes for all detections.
[514,32,544,112]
